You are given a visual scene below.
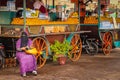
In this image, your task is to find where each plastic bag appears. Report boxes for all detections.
[25,48,38,55]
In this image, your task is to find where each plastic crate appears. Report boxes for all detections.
[0,11,16,24]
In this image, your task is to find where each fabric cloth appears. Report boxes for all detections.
[33,0,44,10]
[20,32,28,48]
[33,0,47,13]
[39,5,46,13]
[16,38,37,75]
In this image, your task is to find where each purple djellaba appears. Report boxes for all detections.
[16,32,37,77]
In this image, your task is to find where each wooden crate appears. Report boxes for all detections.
[29,26,41,34]
[5,58,17,68]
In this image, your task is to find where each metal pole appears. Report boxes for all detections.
[98,0,100,27]
[23,0,26,31]
[53,0,54,8]
[45,0,47,8]
[78,0,80,24]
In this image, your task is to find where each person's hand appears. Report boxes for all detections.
[21,47,27,50]
[30,45,34,49]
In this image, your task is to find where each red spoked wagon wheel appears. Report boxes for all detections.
[102,32,113,55]
[69,34,82,61]
[32,37,49,68]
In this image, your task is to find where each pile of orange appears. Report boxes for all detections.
[11,18,44,25]
[11,18,23,25]
[11,18,79,25]
[100,17,112,22]
[84,16,98,24]
[100,17,120,23]
[71,12,78,18]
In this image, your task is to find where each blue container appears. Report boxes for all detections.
[49,12,57,21]
[114,41,120,48]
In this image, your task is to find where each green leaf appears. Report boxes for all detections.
[50,39,72,62]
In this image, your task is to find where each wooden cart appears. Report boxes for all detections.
[0,0,92,68]
[0,18,91,68]
[79,0,120,55]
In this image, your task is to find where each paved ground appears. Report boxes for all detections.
[0,48,120,80]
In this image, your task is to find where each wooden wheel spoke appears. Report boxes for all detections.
[37,39,41,50]
[40,41,45,50]
[103,32,112,43]
[71,42,75,47]
[104,40,112,47]
[104,42,111,46]
[110,39,112,43]
[107,35,112,42]
[71,39,75,45]
[39,56,45,62]
[70,52,75,58]
[36,55,39,59]
[74,53,79,59]
[70,48,76,53]
[104,39,112,45]
[108,42,112,46]
[106,36,109,41]
[41,46,46,51]
[70,40,81,53]
[103,46,110,52]
[34,39,40,50]
[74,35,79,42]
[103,44,111,49]
[103,39,112,48]
[72,53,77,59]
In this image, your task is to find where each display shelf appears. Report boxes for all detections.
[0,25,23,38]
[99,28,120,31]
[0,24,24,28]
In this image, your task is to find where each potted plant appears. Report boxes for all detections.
[50,39,72,65]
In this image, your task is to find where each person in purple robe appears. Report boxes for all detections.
[16,32,37,77]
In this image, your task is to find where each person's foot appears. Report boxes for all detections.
[21,73,27,77]
[32,70,37,76]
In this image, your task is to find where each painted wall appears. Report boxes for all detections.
[110,0,118,4]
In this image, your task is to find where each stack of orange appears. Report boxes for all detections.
[11,18,23,25]
[84,16,98,24]
[11,17,79,25]
[71,12,78,18]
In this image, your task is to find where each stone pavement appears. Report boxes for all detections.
[0,48,120,80]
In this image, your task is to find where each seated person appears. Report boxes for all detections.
[16,31,37,77]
